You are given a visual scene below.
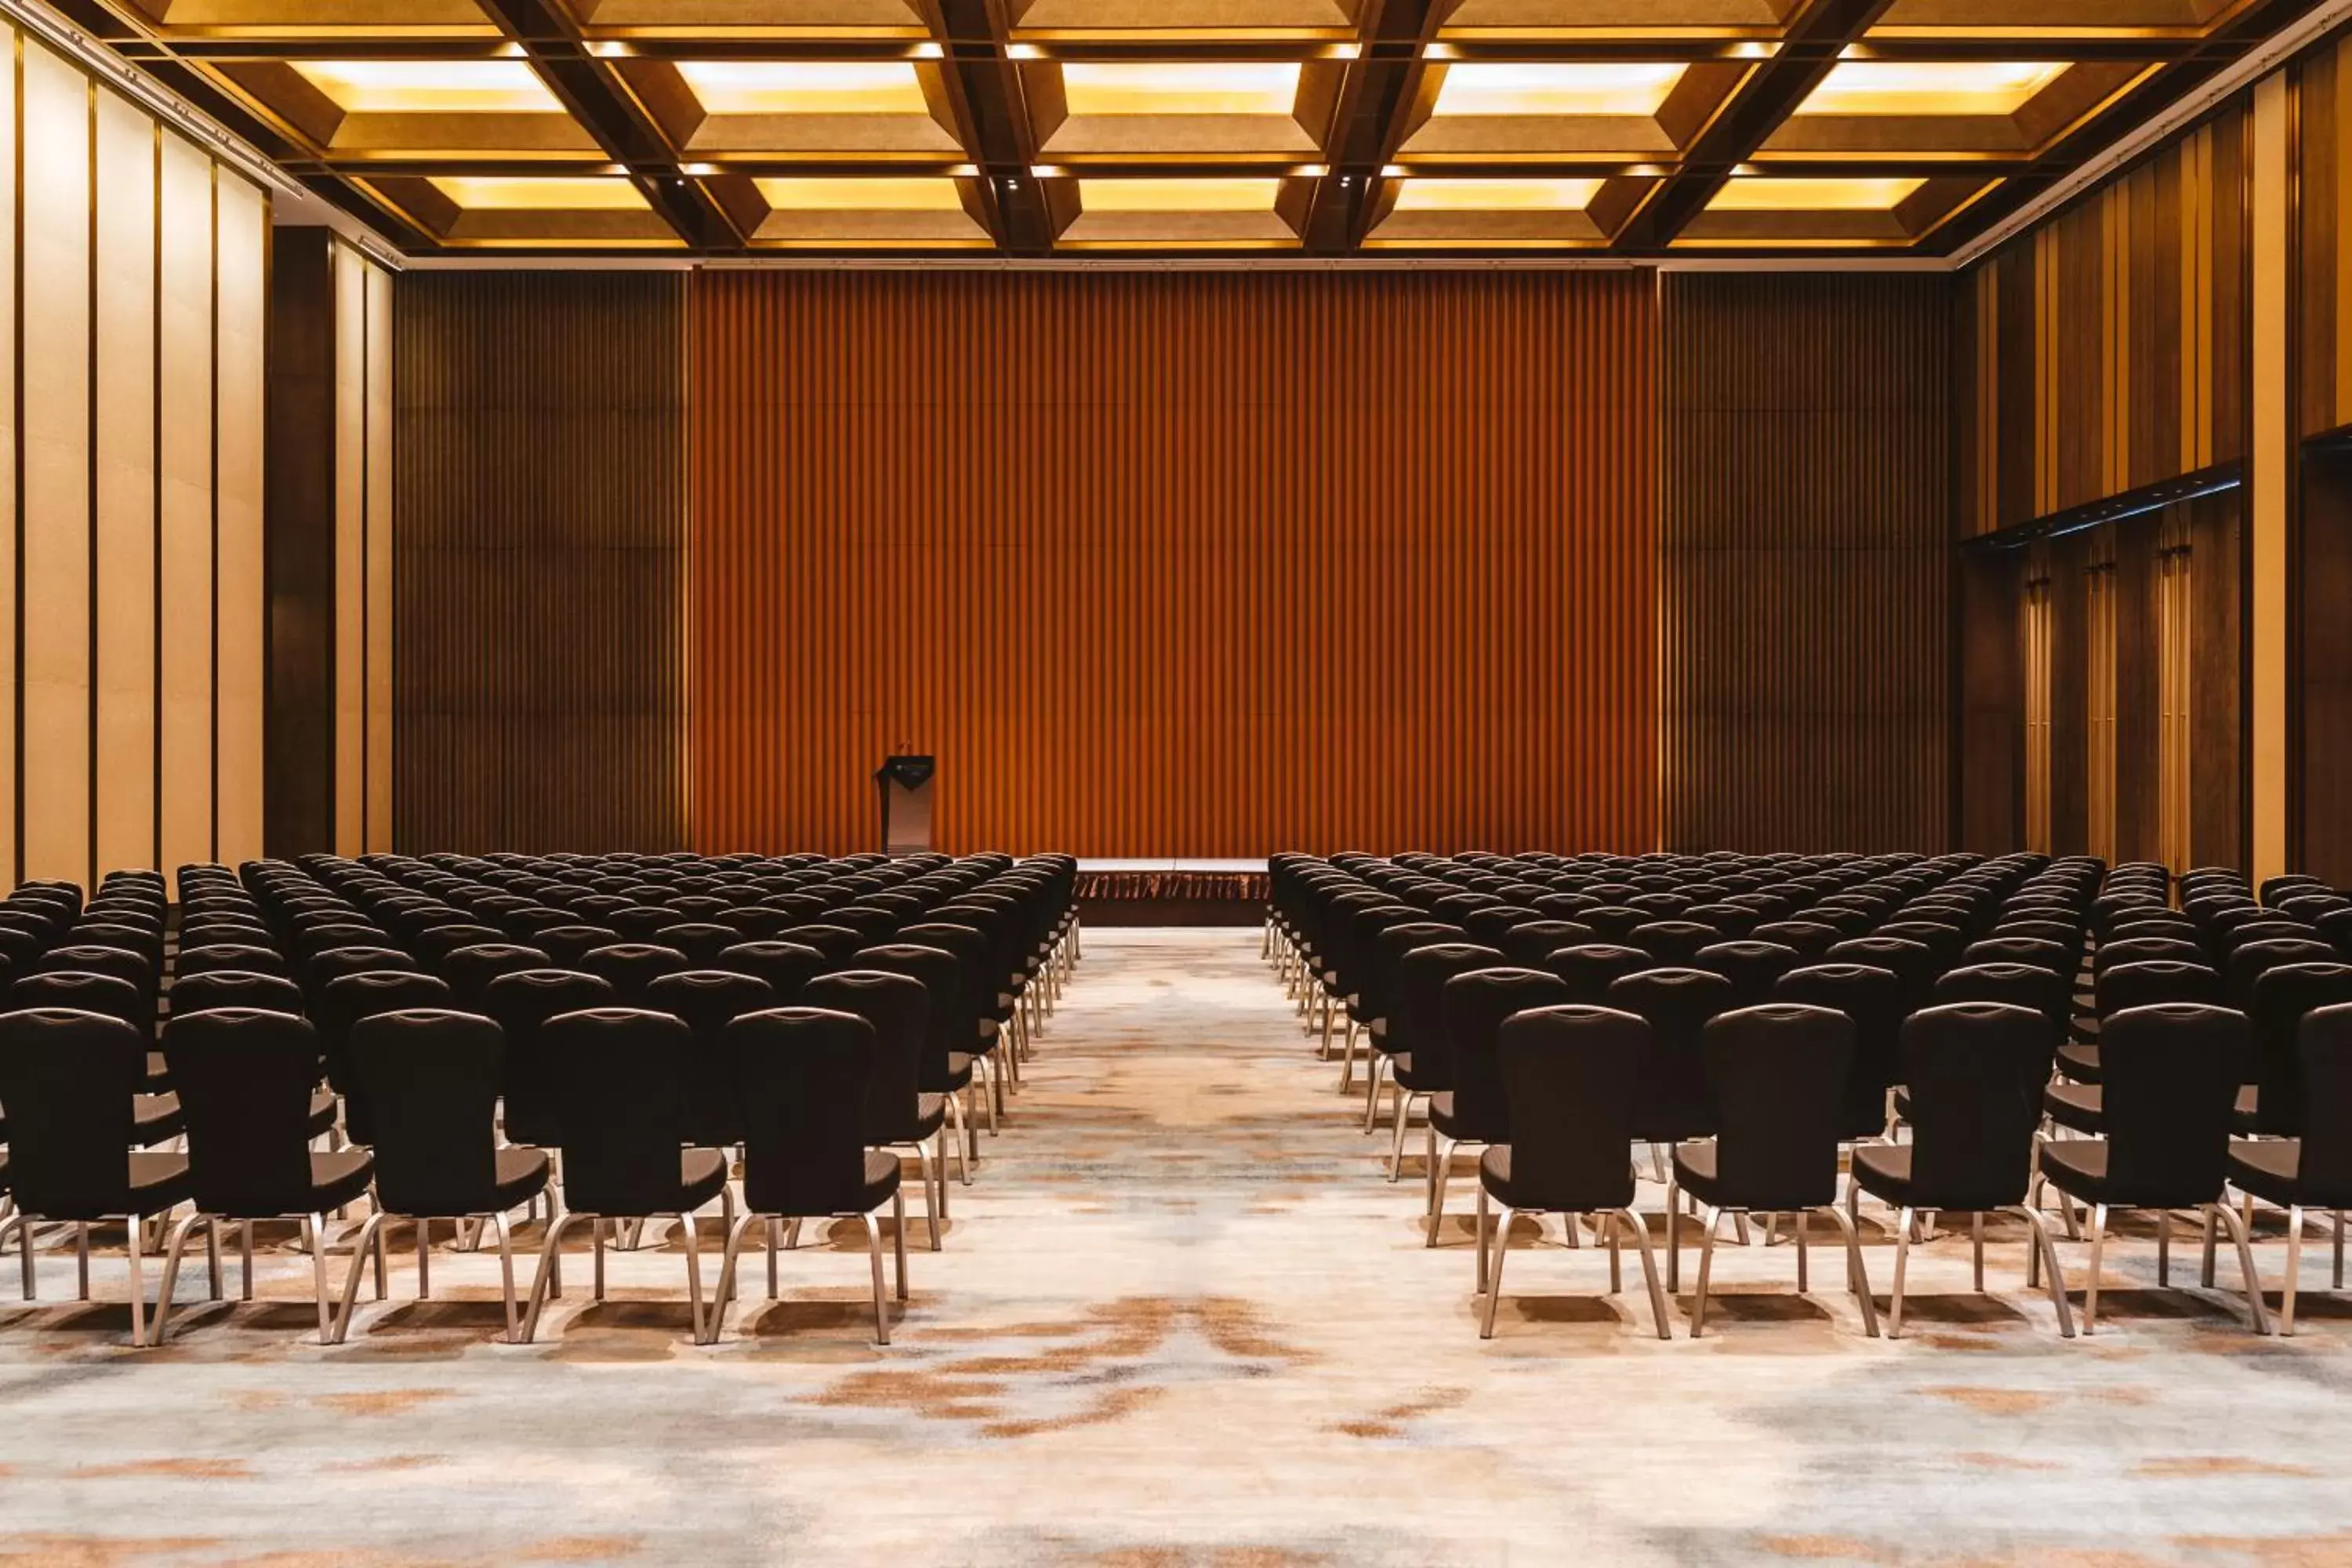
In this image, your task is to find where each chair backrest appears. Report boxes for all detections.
[1931,961,2070,1044]
[480,967,614,1147]
[350,1009,505,1217]
[1365,923,1468,1022]
[2227,938,2344,1007]
[726,1007,879,1218]
[0,1007,144,1218]
[36,944,154,996]
[1494,1005,1650,1214]
[1541,943,1653,1005]
[1748,919,1838,960]
[176,942,290,979]
[1626,920,1718,966]
[2246,962,2352,1136]
[1825,936,1936,1004]
[851,943,969,1089]
[1441,966,1573,1145]
[1500,919,1596,968]
[580,942,688,1006]
[14,969,151,1035]
[776,924,863,964]
[1772,961,1907,1140]
[1691,940,1798,1010]
[2096,958,2222,1018]
[1700,1004,1853,1211]
[535,924,622,968]
[170,969,305,1019]
[440,942,554,1011]
[644,967,778,1146]
[711,940,829,1001]
[2096,935,2206,972]
[1387,942,1508,1087]
[802,970,927,1145]
[1900,1001,2052,1210]
[1605,967,1734,1142]
[164,1007,327,1218]
[2100,1002,2251,1207]
[544,1007,695,1215]
[2296,1004,2352,1203]
[655,923,740,967]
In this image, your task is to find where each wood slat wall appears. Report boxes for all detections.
[2299,35,2352,438]
[1661,272,1953,854]
[689,269,1659,858]
[393,271,688,854]
[1961,101,2245,535]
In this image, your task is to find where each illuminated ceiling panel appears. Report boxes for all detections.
[75,0,2318,255]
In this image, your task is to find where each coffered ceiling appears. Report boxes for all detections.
[56,0,2319,256]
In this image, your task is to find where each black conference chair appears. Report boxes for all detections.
[1543,943,1653,1006]
[522,1008,734,1345]
[803,971,950,1249]
[0,1008,194,1345]
[710,1007,906,1346]
[1665,1004,1878,1338]
[341,1009,552,1343]
[581,943,689,1006]
[152,1008,376,1345]
[2033,1003,2270,1334]
[1849,1003,2074,1338]
[644,969,779,1150]
[2228,1002,2352,1333]
[1374,942,1508,1167]
[1608,967,1733,1159]
[1424,967,1570,1246]
[315,970,456,1147]
[1476,1004,1669,1341]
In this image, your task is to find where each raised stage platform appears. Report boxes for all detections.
[1075,858,1269,926]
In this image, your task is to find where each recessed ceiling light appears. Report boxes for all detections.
[427,176,651,211]
[1708,176,1924,211]
[296,60,563,115]
[1797,61,2069,117]
[1080,178,1281,212]
[754,177,966,211]
[674,61,930,116]
[1432,64,1686,118]
[1392,178,1603,212]
[1061,64,1301,118]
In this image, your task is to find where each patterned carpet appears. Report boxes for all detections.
[3,928,2352,1566]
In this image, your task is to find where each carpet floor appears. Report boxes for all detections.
[3,927,2351,1566]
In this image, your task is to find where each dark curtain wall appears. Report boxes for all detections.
[265,230,335,858]
[393,272,688,853]
[1661,272,1954,853]
[690,269,1660,858]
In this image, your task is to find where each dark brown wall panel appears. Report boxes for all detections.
[1661,272,1952,854]
[1958,549,2021,853]
[265,229,334,858]
[394,272,688,853]
[2301,450,2352,883]
[689,268,1659,858]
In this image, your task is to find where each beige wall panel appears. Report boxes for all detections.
[0,31,21,893]
[94,89,156,879]
[364,259,394,853]
[21,46,93,888]
[212,172,264,869]
[157,132,212,887]
[333,243,364,854]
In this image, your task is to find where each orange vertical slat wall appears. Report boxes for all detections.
[689,268,1660,858]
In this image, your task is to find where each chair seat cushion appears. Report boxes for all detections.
[2035,1138,2113,1203]
[1393,1052,1443,1092]
[1849,1142,1914,1208]
[2056,1042,2100,1083]
[2230,1084,2261,1135]
[133,1092,183,1146]
[1428,1091,1463,1141]
[944,1052,974,1091]
[0,1147,8,1196]
[679,1146,730,1213]
[127,1150,191,1214]
[858,1148,902,1210]
[1670,1142,1724,1208]
[145,1051,170,1092]
[1891,1085,1912,1124]
[494,1145,553,1211]
[309,1149,377,1213]
[2227,1138,2307,1208]
[307,1087,338,1140]
[2044,1081,2103,1135]
[915,1094,947,1136]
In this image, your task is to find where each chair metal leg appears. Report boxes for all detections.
[520,1210,578,1344]
[331,1211,386,1346]
[491,1210,520,1344]
[593,1219,606,1302]
[1889,1205,1915,1339]
[76,1223,90,1301]
[1361,1055,1386,1134]
[714,1211,760,1338]
[125,1210,149,1349]
[1690,1206,1722,1338]
[1388,1091,1420,1181]
[2277,1204,2306,1337]
[1606,1210,1622,1294]
[417,1216,432,1301]
[1475,1182,1490,1295]
[1425,1131,1455,1247]
[1664,1180,1681,1295]
[304,1212,333,1345]
[1794,1209,1808,1294]
[2083,1203,2108,1334]
[1480,1205,1514,1340]
[19,1213,34,1301]
[2212,1199,2274,1335]
[2013,1205,2075,1338]
[1972,1211,1986,1291]
[205,1217,223,1303]
[2201,1205,2219,1287]
[891,1189,908,1302]
[681,1211,710,1345]
[861,1212,891,1346]
[1617,1208,1672,1339]
[1338,1021,1359,1094]
[1824,1201,1880,1338]
[148,1213,205,1347]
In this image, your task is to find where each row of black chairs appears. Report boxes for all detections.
[1268,850,2352,1339]
[0,850,1081,1347]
